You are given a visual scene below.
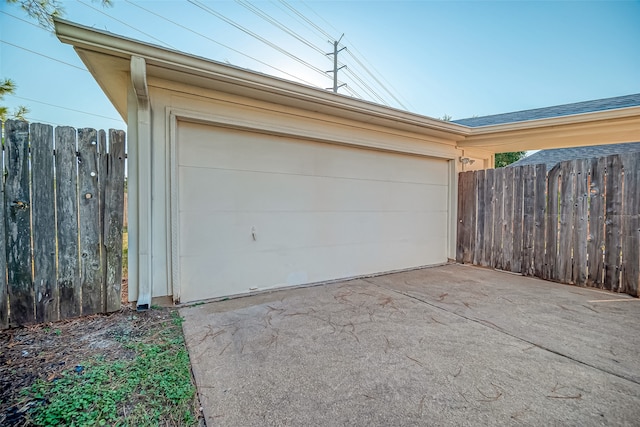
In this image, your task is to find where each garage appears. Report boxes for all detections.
[56,21,475,306]
[176,122,450,302]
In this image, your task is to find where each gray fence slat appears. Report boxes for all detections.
[533,164,547,278]
[545,165,561,281]
[473,170,485,265]
[78,128,103,315]
[0,123,6,329]
[620,152,639,296]
[558,161,576,283]
[5,120,34,325]
[522,165,535,275]
[104,129,126,312]
[587,157,606,287]
[455,171,465,263]
[56,126,81,318]
[605,155,623,291]
[492,169,504,269]
[464,172,477,264]
[456,171,475,264]
[572,159,589,286]
[502,168,514,270]
[456,155,635,297]
[31,123,58,323]
[511,166,524,273]
[481,169,494,267]
[98,130,108,312]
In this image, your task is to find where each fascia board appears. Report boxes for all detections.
[463,106,640,136]
[459,112,640,151]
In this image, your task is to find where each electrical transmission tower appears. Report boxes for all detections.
[326,34,346,93]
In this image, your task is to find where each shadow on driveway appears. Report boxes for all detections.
[180,264,640,426]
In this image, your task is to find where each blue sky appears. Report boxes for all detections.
[1,0,639,132]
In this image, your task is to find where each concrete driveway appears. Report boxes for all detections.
[180,264,640,426]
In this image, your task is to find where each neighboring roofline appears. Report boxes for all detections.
[453,93,640,127]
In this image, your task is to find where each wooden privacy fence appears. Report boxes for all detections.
[457,153,640,297]
[0,120,126,329]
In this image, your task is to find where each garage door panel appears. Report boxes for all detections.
[179,166,447,214]
[179,238,445,302]
[178,124,448,185]
[179,210,446,257]
[176,123,450,302]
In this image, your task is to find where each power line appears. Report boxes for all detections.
[75,0,175,49]
[1,10,49,31]
[345,47,410,110]
[187,0,329,82]
[8,95,123,121]
[124,0,318,87]
[267,0,332,47]
[343,65,389,106]
[281,0,400,107]
[234,0,327,56]
[278,0,334,42]
[0,40,88,71]
[297,0,412,110]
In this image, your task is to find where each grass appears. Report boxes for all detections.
[21,310,198,426]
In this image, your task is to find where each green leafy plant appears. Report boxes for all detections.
[22,310,197,426]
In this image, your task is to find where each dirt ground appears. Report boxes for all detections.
[0,279,191,426]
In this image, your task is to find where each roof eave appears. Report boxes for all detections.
[54,18,469,141]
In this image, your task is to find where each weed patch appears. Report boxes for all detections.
[3,309,199,426]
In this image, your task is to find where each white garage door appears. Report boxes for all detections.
[176,122,449,303]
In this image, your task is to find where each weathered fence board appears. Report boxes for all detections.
[473,170,486,265]
[78,128,103,315]
[511,166,524,273]
[605,155,622,291]
[104,129,126,312]
[522,165,535,275]
[558,161,575,283]
[533,164,547,278]
[572,159,589,286]
[621,153,640,296]
[0,138,6,329]
[31,123,57,323]
[492,169,504,269]
[456,171,476,264]
[587,157,606,287]
[502,167,514,271]
[56,126,82,319]
[457,152,638,297]
[545,165,561,281]
[0,120,127,329]
[5,120,34,325]
[481,168,494,267]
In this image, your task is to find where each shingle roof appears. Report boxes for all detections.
[508,142,640,170]
[452,93,640,127]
